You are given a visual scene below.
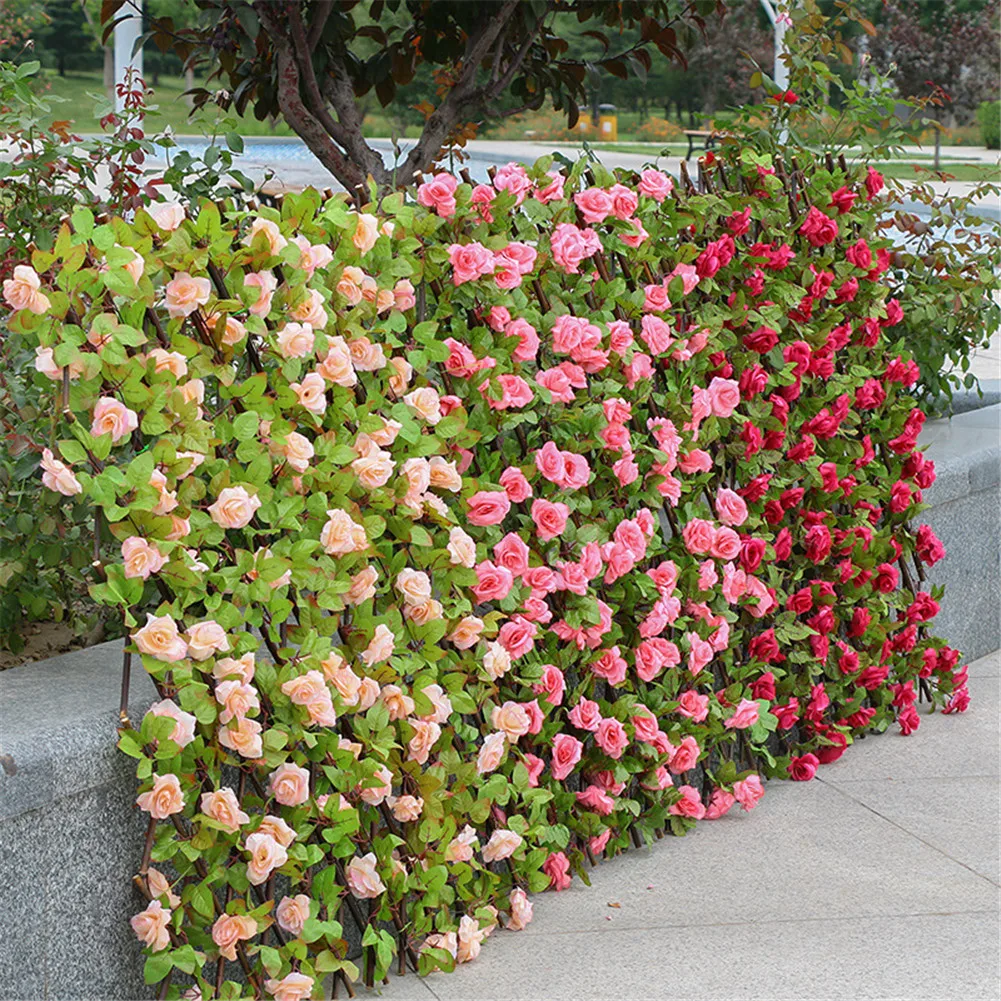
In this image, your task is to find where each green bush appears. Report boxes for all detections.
[977,101,1000,150]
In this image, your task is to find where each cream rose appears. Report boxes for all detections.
[320,509,367,555]
[150,201,185,231]
[3,265,50,314]
[275,894,311,937]
[482,828,523,863]
[208,485,261,529]
[211,913,257,961]
[346,853,385,898]
[184,620,230,660]
[134,614,188,662]
[164,272,211,318]
[122,537,167,580]
[200,787,250,832]
[269,762,310,806]
[403,386,442,424]
[361,624,395,667]
[447,527,477,568]
[449,615,484,650]
[91,397,138,443]
[245,832,288,885]
[130,900,171,952]
[276,322,314,359]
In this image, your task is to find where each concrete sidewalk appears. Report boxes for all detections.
[364,652,1000,1001]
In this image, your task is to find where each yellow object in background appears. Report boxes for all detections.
[598,104,617,142]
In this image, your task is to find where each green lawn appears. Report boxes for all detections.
[879,162,1000,182]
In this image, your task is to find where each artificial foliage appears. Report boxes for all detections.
[5,150,966,1000]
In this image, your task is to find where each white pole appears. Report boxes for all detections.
[758,0,790,91]
[113,0,144,112]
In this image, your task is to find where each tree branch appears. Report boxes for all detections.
[306,0,334,52]
[399,0,521,184]
[487,2,553,100]
[251,1,368,191]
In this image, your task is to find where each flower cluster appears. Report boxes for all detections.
[6,151,963,999]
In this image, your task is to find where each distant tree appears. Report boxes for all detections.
[868,0,1000,128]
[102,0,722,190]
[0,0,49,60]
[38,0,100,76]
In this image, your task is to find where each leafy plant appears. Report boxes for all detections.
[977,100,1000,150]
[5,141,966,996]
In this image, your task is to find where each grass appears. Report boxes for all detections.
[879,162,1000,182]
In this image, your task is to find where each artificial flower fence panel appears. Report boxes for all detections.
[3,150,964,1001]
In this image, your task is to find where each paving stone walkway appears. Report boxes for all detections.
[363,651,1000,1001]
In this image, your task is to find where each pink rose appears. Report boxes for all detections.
[472,560,515,603]
[715,488,749,528]
[531,499,569,542]
[467,490,511,526]
[683,518,715,555]
[551,734,583,780]
[733,774,765,810]
[568,697,602,732]
[449,242,495,285]
[707,377,741,418]
[595,717,628,759]
[638,169,674,202]
[417,173,458,217]
[724,698,761,730]
[669,784,706,819]
[574,187,614,224]
[551,223,600,274]
[500,466,532,503]
[507,318,540,362]
[543,851,573,890]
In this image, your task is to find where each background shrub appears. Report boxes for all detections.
[977,100,1000,149]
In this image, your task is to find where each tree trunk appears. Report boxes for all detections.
[103,46,114,97]
[184,67,195,109]
[934,126,941,170]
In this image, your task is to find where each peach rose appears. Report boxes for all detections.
[387,356,413,397]
[258,814,296,847]
[357,676,380,710]
[421,683,453,724]
[136,772,184,819]
[404,599,442,625]
[369,417,401,447]
[275,894,311,937]
[483,641,511,680]
[212,313,247,346]
[346,853,385,898]
[491,701,531,742]
[320,509,367,555]
[264,972,314,1001]
[291,235,333,277]
[185,620,230,660]
[34,346,77,380]
[359,764,393,806]
[208,485,261,529]
[289,287,328,328]
[482,828,523,863]
[119,246,146,282]
[215,679,259,723]
[178,378,205,411]
[281,430,314,472]
[134,614,188,662]
[388,794,424,822]
[447,527,477,568]
[218,717,263,759]
[164,272,211,318]
[146,868,180,908]
[379,683,415,720]
[290,371,327,414]
[361,623,395,667]
[91,397,138,443]
[149,469,179,517]
[476,731,507,774]
[3,265,50,314]
[403,386,442,424]
[148,698,196,747]
[244,270,277,316]
[247,217,288,256]
[445,825,478,863]
[276,322,315,359]
[211,913,257,961]
[348,335,387,371]
[505,887,533,931]
[281,670,327,707]
[352,212,380,254]
[352,449,395,490]
[428,456,462,492]
[39,448,82,496]
[407,718,441,764]
[214,652,256,684]
[346,565,378,605]
[396,568,432,607]
[122,537,167,580]
[200,787,250,832]
[148,349,187,378]
[130,900,171,952]
[269,761,310,807]
[316,336,357,387]
[245,832,288,885]
[174,451,205,478]
[150,201,185,231]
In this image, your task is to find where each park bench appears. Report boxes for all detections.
[684,128,719,160]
